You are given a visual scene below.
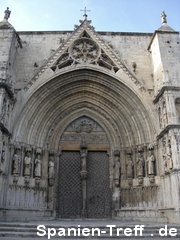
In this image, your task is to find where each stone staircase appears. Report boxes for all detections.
[0,220,179,239]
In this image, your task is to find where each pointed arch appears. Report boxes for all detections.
[13,68,157,151]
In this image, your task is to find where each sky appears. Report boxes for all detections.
[0,0,180,33]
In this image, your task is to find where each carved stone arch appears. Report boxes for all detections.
[47,108,121,152]
[60,115,109,147]
[13,68,156,149]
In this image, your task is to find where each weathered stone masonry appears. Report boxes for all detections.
[0,9,180,223]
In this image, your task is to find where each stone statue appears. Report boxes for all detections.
[158,107,163,129]
[80,148,87,172]
[4,7,11,21]
[136,152,144,177]
[48,156,55,179]
[112,191,120,211]
[126,154,134,179]
[34,154,42,177]
[167,139,173,170]
[161,11,167,25]
[163,154,168,173]
[12,149,21,175]
[163,101,168,127]
[113,150,120,187]
[146,150,155,175]
[24,152,32,176]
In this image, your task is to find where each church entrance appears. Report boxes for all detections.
[57,150,111,218]
[57,116,112,218]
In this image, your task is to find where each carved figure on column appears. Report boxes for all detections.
[34,153,42,178]
[163,154,168,173]
[126,153,134,179]
[167,139,173,170]
[80,142,88,218]
[24,151,32,176]
[113,150,120,187]
[146,146,155,176]
[24,151,32,184]
[12,149,21,175]
[12,148,21,183]
[48,154,55,186]
[112,149,121,213]
[80,143,88,179]
[158,107,163,129]
[137,151,144,177]
[112,191,120,212]
[162,101,168,127]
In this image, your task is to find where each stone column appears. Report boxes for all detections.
[80,143,88,218]
[126,149,134,186]
[136,146,144,185]
[112,150,120,213]
[146,144,156,183]
[12,144,21,184]
[34,148,42,185]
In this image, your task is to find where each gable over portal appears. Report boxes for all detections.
[20,16,147,93]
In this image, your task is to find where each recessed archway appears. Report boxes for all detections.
[13,68,156,150]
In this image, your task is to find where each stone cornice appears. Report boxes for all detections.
[148,30,179,51]
[156,124,180,140]
[153,86,180,104]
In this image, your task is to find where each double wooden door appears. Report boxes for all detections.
[57,151,111,218]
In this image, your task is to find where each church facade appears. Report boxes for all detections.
[0,8,180,223]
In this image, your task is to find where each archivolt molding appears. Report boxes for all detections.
[13,69,156,149]
[26,94,132,148]
[24,91,146,147]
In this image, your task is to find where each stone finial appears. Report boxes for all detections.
[80,7,91,20]
[161,11,167,25]
[4,7,11,21]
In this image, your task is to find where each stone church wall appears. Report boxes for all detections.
[14,31,154,91]
[0,11,180,223]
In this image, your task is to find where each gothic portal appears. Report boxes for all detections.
[0,9,180,223]
[58,116,112,219]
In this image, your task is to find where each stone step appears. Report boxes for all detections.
[0,222,179,239]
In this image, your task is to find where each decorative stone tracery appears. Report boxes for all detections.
[51,31,120,73]
[70,38,100,64]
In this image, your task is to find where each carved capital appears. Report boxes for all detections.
[80,170,88,179]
